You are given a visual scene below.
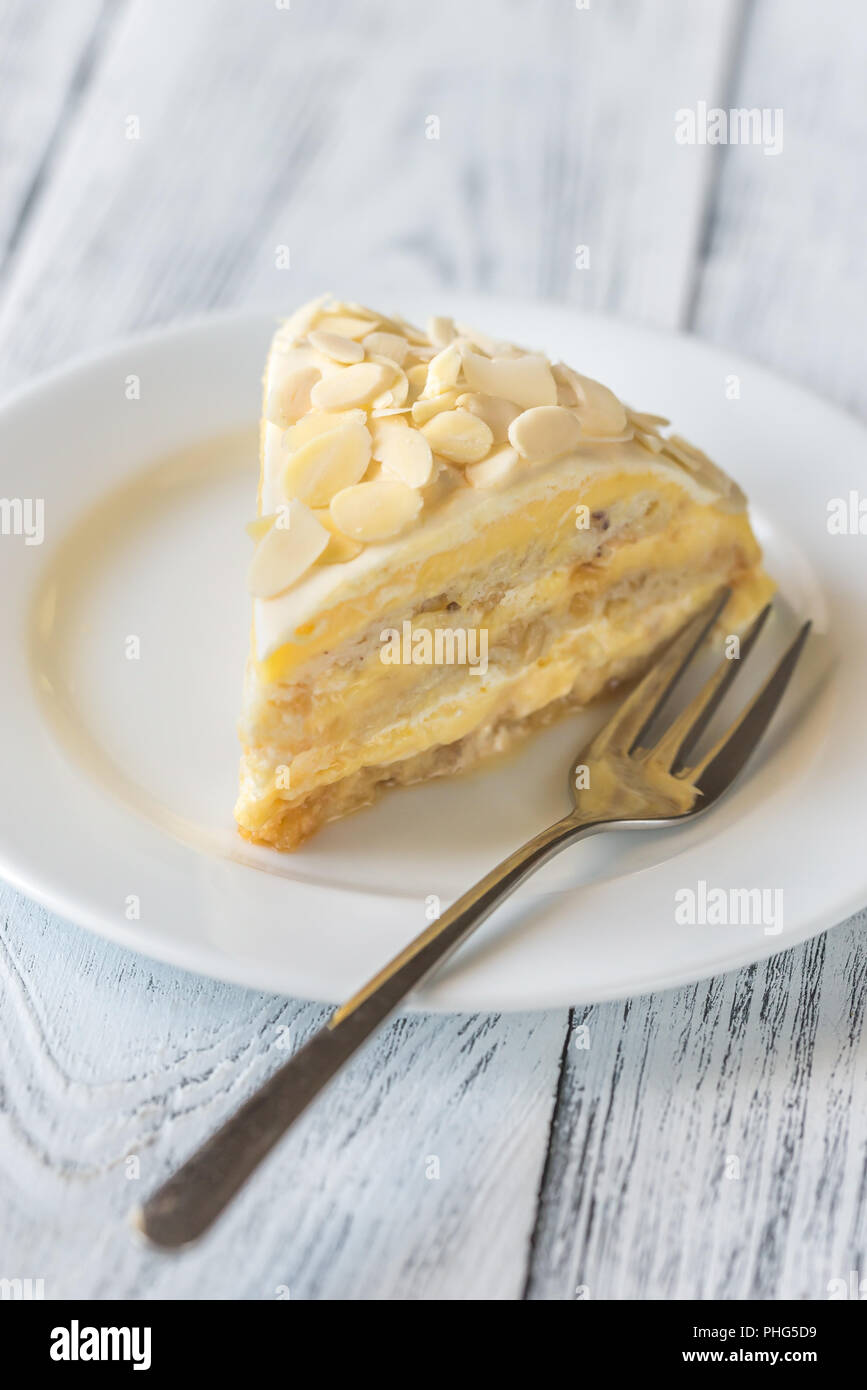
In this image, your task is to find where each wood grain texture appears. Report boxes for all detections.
[0,0,864,1302]
[0,0,739,395]
[0,0,110,273]
[0,884,566,1299]
[526,921,867,1300]
[691,0,867,414]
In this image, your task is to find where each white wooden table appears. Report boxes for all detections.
[1,0,865,1300]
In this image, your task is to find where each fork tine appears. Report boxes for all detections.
[646,602,772,773]
[690,621,811,801]
[590,587,730,756]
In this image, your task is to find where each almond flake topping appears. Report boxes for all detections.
[372,419,434,487]
[308,330,365,364]
[266,365,321,427]
[312,509,364,564]
[282,420,371,506]
[423,343,462,395]
[411,388,461,425]
[362,331,409,365]
[317,313,378,340]
[465,444,521,489]
[553,364,627,436]
[461,350,557,408]
[427,315,457,348]
[421,409,494,464]
[330,479,423,541]
[250,296,744,590]
[284,408,365,450]
[371,358,408,409]
[456,392,521,443]
[310,361,395,410]
[508,405,583,460]
[247,499,329,598]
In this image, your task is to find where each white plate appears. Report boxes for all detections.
[0,297,861,1012]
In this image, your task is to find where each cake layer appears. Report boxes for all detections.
[253,440,735,670]
[241,496,763,756]
[236,570,769,849]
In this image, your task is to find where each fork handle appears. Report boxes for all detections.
[135,812,600,1248]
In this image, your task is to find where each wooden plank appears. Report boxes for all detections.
[690,0,867,414]
[0,0,739,392]
[0,883,565,1299]
[526,923,867,1299]
[0,0,110,274]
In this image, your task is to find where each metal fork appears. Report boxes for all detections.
[134,589,809,1249]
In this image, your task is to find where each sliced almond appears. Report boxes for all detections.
[404,344,437,364]
[627,408,670,432]
[245,513,277,542]
[310,361,395,410]
[265,365,321,427]
[278,296,328,342]
[662,435,746,511]
[406,362,430,400]
[456,392,521,444]
[508,404,582,460]
[362,459,387,483]
[454,322,506,357]
[411,388,461,425]
[421,409,493,464]
[553,363,627,435]
[423,342,462,396]
[389,313,429,346]
[372,421,434,487]
[308,330,364,364]
[340,300,380,323]
[247,499,329,598]
[330,479,422,541]
[369,413,408,446]
[371,358,408,408]
[362,330,408,365]
[551,361,581,405]
[634,428,664,454]
[316,313,378,340]
[312,508,364,563]
[282,420,371,506]
[465,444,521,489]
[461,350,557,408]
[427,315,457,348]
[422,457,465,507]
[284,408,365,450]
[577,428,634,445]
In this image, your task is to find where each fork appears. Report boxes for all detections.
[134,589,809,1249]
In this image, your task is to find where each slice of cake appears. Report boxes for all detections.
[236,297,772,849]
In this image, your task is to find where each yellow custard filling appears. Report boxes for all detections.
[256,471,754,684]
